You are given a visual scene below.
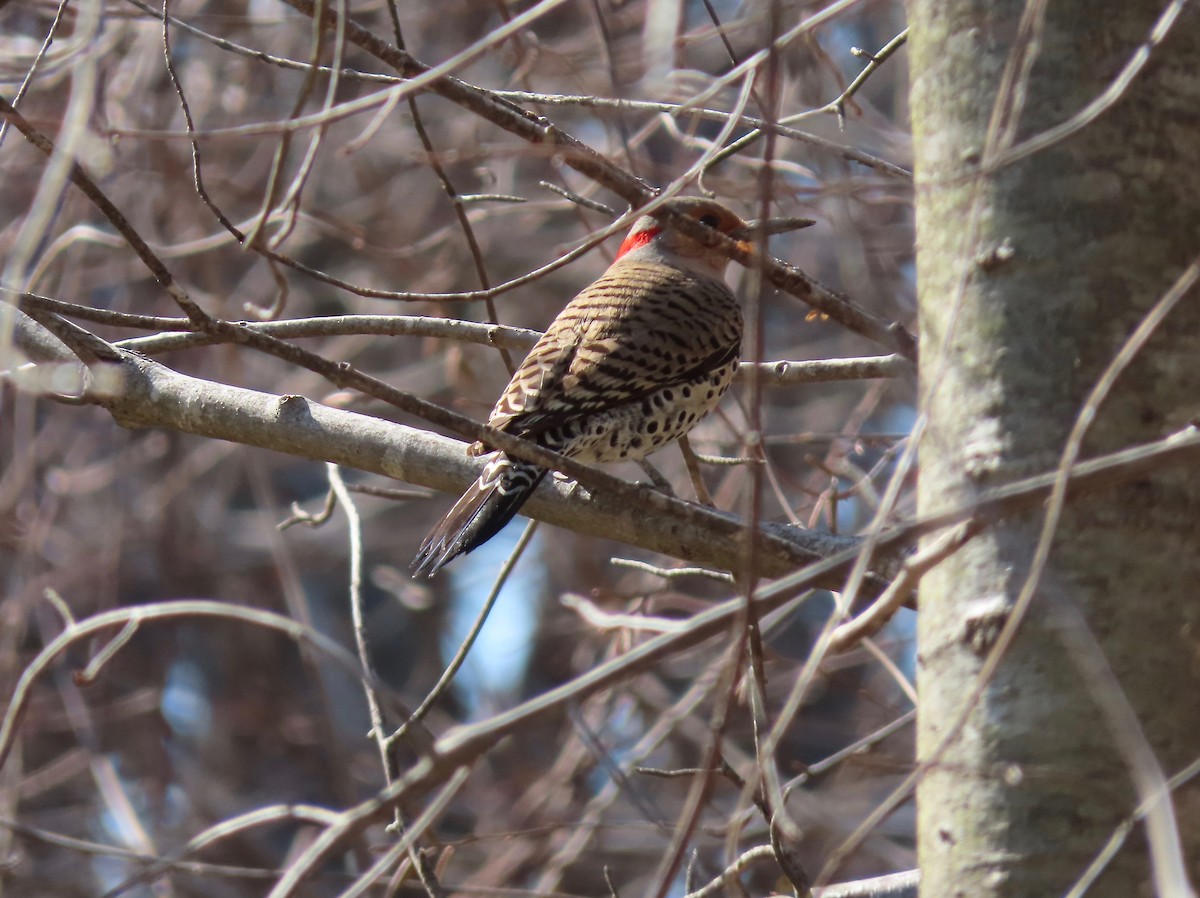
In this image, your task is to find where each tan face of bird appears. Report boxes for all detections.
[615,197,754,279]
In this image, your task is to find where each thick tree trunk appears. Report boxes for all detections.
[908,1,1200,896]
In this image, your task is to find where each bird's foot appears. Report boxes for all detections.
[637,460,676,497]
[552,471,592,502]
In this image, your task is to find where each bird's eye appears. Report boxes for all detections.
[699,213,720,228]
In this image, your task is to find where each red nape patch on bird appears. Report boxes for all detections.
[616,225,661,260]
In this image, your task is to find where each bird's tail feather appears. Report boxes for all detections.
[412,454,547,577]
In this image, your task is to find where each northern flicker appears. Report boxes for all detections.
[412,196,805,577]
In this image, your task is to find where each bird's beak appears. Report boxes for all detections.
[730,216,817,241]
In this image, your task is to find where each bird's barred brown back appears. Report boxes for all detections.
[485,261,742,451]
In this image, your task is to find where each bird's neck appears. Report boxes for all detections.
[615,240,728,280]
[616,226,661,261]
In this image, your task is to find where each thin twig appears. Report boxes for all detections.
[784,709,917,796]
[278,487,337,530]
[824,30,910,125]
[389,520,538,745]
[327,464,394,785]
[814,870,919,898]
[828,523,974,654]
[609,558,733,584]
[539,181,616,215]
[0,0,71,150]
[679,845,777,898]
[99,805,345,897]
[0,600,425,777]
[389,16,514,374]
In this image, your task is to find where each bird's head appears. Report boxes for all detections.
[615,196,814,278]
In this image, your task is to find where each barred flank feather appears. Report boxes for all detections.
[411,454,547,577]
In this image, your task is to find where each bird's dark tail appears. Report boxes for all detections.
[411,453,548,577]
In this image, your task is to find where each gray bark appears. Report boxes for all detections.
[909,1,1200,896]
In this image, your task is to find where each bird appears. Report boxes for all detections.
[412,196,784,577]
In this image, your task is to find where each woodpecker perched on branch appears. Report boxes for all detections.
[412,196,813,577]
